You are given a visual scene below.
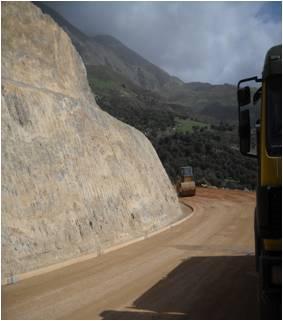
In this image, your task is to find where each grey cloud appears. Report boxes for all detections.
[46,1,281,84]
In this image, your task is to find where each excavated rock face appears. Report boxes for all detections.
[2,2,183,281]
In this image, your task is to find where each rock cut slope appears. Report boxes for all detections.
[1,2,183,282]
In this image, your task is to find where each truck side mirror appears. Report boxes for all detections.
[238,86,251,106]
[239,109,251,155]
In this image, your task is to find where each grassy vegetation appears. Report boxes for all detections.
[175,118,210,133]
[87,65,139,98]
[88,77,117,92]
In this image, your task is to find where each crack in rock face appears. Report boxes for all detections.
[6,91,31,127]
[1,2,183,281]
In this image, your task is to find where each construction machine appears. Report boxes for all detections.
[237,44,282,319]
[176,166,196,197]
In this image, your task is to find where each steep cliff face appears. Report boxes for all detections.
[2,2,183,281]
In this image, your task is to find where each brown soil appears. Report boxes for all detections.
[2,188,258,320]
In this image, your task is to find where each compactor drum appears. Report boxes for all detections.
[176,166,196,197]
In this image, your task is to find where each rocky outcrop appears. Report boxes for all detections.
[2,2,183,281]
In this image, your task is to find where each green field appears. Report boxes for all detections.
[88,77,116,91]
[175,118,210,133]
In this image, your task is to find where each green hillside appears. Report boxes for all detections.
[34,2,256,190]
[175,118,210,133]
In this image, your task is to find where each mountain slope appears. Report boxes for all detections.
[93,34,184,91]
[31,2,257,191]
[34,2,183,92]
[35,2,238,123]
[166,82,238,122]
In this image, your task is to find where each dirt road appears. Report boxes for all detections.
[2,188,258,319]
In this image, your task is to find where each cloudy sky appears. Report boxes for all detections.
[46,1,281,85]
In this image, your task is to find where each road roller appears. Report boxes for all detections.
[176,166,196,197]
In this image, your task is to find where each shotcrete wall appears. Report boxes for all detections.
[1,2,183,281]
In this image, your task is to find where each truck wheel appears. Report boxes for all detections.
[259,273,282,320]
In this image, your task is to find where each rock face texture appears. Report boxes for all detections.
[2,2,183,281]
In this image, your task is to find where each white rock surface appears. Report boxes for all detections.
[1,2,183,281]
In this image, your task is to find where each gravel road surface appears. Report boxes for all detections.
[2,188,258,319]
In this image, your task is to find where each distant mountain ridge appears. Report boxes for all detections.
[35,2,183,92]
[35,2,238,123]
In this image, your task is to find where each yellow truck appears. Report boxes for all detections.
[237,44,282,319]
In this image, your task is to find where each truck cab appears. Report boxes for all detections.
[237,45,282,319]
